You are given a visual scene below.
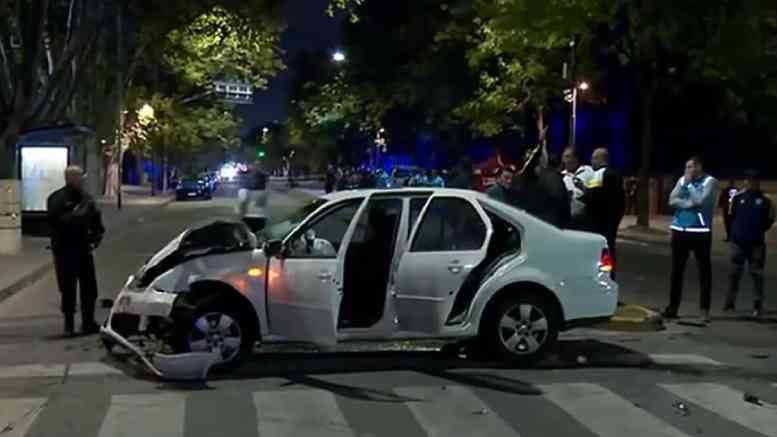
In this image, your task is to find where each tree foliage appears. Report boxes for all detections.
[164,6,284,89]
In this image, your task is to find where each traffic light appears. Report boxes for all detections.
[257,148,266,158]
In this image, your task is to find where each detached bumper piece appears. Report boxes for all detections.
[101,297,221,381]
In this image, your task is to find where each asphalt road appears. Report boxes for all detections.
[0,185,776,437]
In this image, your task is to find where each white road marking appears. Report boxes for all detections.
[253,390,354,437]
[660,383,777,437]
[68,362,122,376]
[649,354,723,366]
[0,363,65,379]
[0,398,47,437]
[541,383,691,437]
[395,386,519,437]
[97,393,185,437]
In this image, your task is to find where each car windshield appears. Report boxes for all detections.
[257,198,327,242]
[181,179,198,188]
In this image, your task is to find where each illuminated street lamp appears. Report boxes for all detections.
[332,51,346,63]
[569,81,589,147]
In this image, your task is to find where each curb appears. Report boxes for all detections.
[0,195,174,305]
[595,304,665,332]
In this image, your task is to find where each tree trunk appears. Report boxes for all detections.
[636,83,655,228]
[0,124,21,179]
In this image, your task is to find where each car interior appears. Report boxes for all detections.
[446,207,522,324]
[339,198,402,328]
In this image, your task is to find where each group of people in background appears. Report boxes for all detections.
[484,149,774,322]
[666,159,775,321]
[487,145,625,276]
[324,165,450,193]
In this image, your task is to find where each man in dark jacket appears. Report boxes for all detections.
[486,166,514,204]
[577,148,625,275]
[724,170,775,318]
[512,146,571,228]
[47,166,105,336]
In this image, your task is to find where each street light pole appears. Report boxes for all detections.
[571,86,578,148]
[116,6,124,210]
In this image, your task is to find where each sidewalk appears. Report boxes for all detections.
[0,186,173,304]
[618,214,777,257]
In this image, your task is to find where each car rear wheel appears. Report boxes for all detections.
[173,298,255,372]
[482,293,558,366]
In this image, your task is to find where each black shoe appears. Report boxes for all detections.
[81,321,100,335]
[662,308,678,319]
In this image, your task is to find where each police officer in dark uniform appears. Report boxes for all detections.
[724,170,775,318]
[47,166,105,336]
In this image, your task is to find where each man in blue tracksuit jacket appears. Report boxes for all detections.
[664,157,720,321]
[724,170,775,318]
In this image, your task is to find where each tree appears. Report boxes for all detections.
[0,0,106,178]
[164,6,284,90]
[445,0,777,226]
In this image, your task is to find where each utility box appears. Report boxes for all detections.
[0,179,22,254]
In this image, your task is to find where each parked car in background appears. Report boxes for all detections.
[175,178,212,201]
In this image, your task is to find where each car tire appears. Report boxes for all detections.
[481,293,559,366]
[172,297,256,373]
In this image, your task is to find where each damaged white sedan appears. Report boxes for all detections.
[101,188,618,379]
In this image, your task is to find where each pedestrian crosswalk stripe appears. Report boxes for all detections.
[253,389,355,437]
[659,383,777,437]
[540,383,692,437]
[649,354,723,366]
[395,386,519,437]
[68,362,122,376]
[0,364,65,379]
[0,398,46,437]
[97,393,186,437]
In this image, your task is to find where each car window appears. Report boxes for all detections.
[260,198,327,242]
[286,199,363,259]
[408,196,431,239]
[411,197,486,252]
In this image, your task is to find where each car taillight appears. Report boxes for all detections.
[599,248,614,275]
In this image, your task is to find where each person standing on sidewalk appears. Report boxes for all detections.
[664,157,720,322]
[719,178,738,241]
[47,166,105,336]
[724,170,774,318]
[576,148,625,274]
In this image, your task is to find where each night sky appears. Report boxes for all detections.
[240,0,343,133]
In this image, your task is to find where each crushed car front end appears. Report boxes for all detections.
[101,221,259,380]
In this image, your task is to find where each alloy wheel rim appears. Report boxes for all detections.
[188,312,242,363]
[498,304,548,355]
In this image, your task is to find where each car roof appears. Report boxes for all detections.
[318,188,558,230]
[320,187,481,201]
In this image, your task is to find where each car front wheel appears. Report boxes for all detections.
[172,298,255,372]
[482,293,559,366]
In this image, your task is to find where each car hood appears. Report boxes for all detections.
[134,221,257,287]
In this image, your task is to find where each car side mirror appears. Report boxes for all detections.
[264,240,285,258]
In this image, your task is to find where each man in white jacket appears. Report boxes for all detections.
[561,147,595,229]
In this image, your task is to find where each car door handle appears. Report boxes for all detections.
[447,264,462,274]
[318,271,333,280]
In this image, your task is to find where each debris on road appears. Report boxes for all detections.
[673,401,690,416]
[743,393,762,406]
[473,409,489,415]
[749,353,770,359]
